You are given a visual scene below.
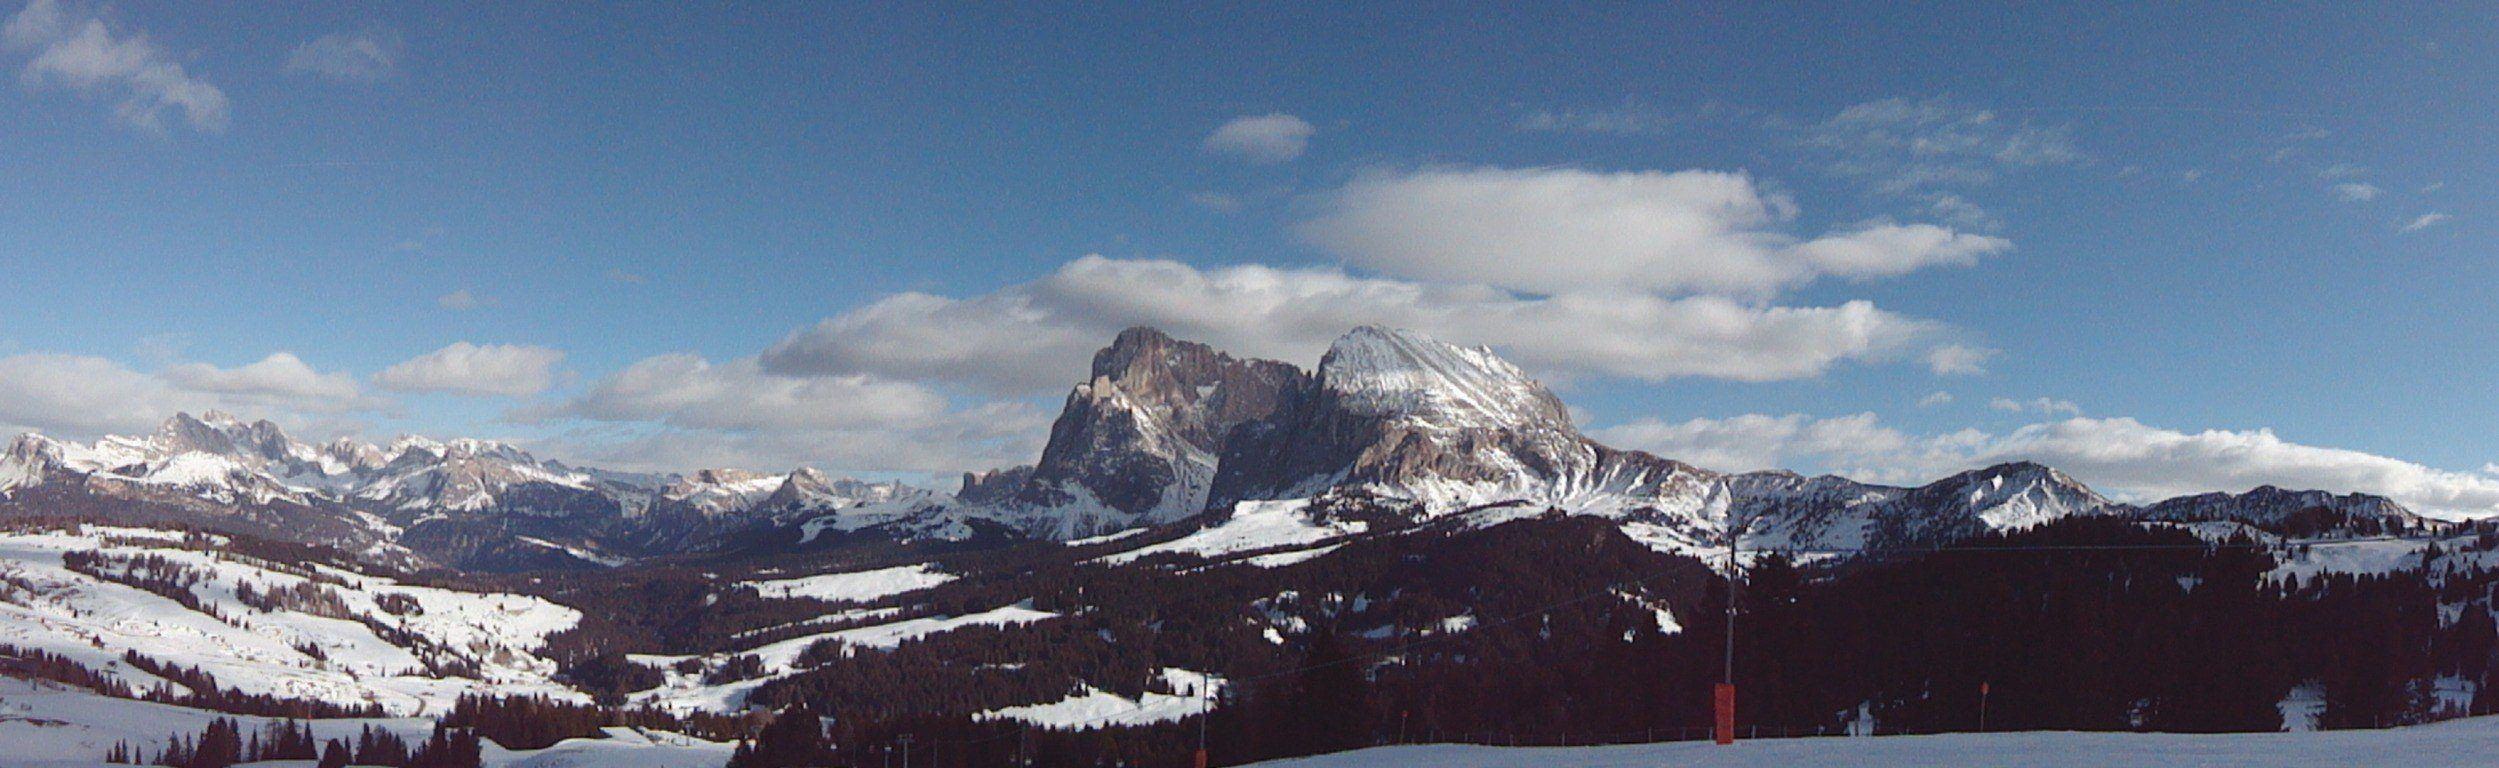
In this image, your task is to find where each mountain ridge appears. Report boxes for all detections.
[0,325,2440,570]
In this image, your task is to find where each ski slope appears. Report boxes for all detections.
[1247,719,2499,767]
[0,679,730,768]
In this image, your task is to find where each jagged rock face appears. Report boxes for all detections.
[0,413,938,569]
[0,434,68,492]
[955,466,1033,506]
[751,468,923,519]
[1007,327,1313,533]
[1212,326,1697,514]
[659,468,784,516]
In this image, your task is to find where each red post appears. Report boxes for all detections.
[1713,683,1737,745]
[1192,748,1208,768]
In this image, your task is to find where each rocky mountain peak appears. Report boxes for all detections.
[0,433,67,491]
[997,328,1315,534]
[1907,461,2116,530]
[956,466,1033,505]
[1318,325,1574,433]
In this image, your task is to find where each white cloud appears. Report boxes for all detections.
[1807,97,2081,193]
[1989,396,2080,416]
[760,255,1963,391]
[2402,213,2450,233]
[160,352,366,405]
[0,351,381,437]
[2,0,228,133]
[284,32,400,83]
[1593,412,1921,473]
[530,354,1042,475]
[1203,113,1314,163]
[1922,344,1993,376]
[1594,411,2499,516]
[437,289,482,310]
[1978,417,2499,516]
[1918,391,1954,408]
[0,353,195,435]
[375,343,565,397]
[550,354,949,433]
[2332,182,2382,202]
[1294,167,2007,296]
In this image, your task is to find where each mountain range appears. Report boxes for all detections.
[0,324,2483,768]
[0,325,2432,572]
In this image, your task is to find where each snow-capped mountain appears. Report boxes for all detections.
[660,469,790,516]
[919,326,2424,563]
[0,412,929,570]
[1211,325,1706,517]
[965,327,1314,538]
[0,327,2441,572]
[2144,484,2431,535]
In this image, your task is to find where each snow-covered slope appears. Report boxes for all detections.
[0,678,731,768]
[1245,719,2499,768]
[0,413,940,568]
[1321,325,1572,430]
[0,525,580,716]
[629,601,1059,713]
[739,563,956,604]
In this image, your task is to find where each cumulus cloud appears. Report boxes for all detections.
[527,354,1042,475]
[1593,412,2499,516]
[1989,396,2081,416]
[2,0,228,132]
[1979,419,2499,517]
[160,352,367,405]
[2402,213,2450,233]
[1294,167,2008,296]
[1592,412,1928,473]
[529,400,1049,478]
[1918,391,1954,408]
[549,354,950,433]
[1203,113,1314,163]
[375,343,565,397]
[1922,344,1992,376]
[0,352,380,437]
[0,353,196,435]
[1806,97,2080,193]
[2332,182,2382,202]
[284,31,400,83]
[760,255,1960,392]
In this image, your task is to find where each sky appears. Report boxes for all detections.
[4,1,2499,514]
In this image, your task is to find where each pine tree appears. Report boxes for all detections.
[1282,632,1373,754]
[318,739,351,768]
[726,704,834,768]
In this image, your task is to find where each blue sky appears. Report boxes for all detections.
[5,1,2498,512]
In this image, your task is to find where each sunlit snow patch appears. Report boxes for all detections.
[740,563,956,604]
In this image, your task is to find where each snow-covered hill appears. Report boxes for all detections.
[0,524,579,716]
[0,678,730,768]
[1244,719,2499,768]
[0,413,931,570]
